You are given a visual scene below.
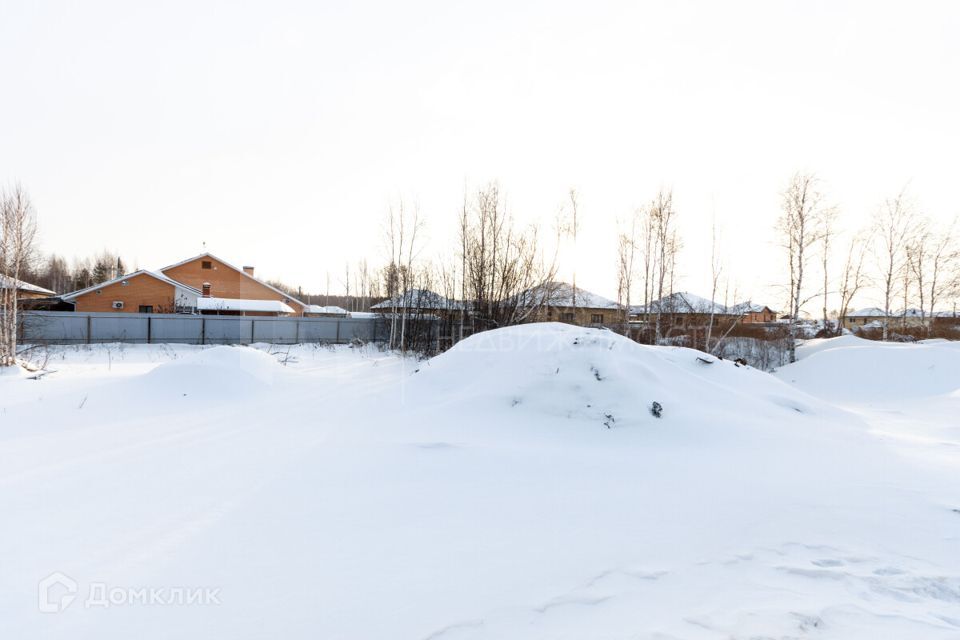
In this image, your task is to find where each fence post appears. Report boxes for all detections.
[251,319,256,344]
[295,319,300,344]
[147,316,152,344]
[336,319,341,344]
[201,317,206,345]
[86,315,91,345]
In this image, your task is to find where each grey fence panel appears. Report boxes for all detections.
[252,318,299,344]
[297,319,342,342]
[200,317,255,345]
[338,318,378,342]
[90,315,149,343]
[150,316,204,344]
[21,312,88,343]
[21,311,412,346]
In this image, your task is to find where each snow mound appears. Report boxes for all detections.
[779,336,960,403]
[411,323,832,431]
[796,334,872,360]
[140,345,280,399]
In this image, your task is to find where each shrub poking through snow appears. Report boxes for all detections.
[650,401,663,418]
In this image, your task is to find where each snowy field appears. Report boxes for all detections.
[2,325,959,639]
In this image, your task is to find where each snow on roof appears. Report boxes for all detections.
[61,270,201,301]
[634,291,728,315]
[518,282,621,310]
[847,308,887,317]
[159,252,307,308]
[306,305,349,315]
[196,297,295,313]
[0,275,55,296]
[848,308,959,319]
[729,301,776,315]
[371,289,461,310]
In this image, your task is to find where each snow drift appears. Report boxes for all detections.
[3,333,960,639]
[782,336,960,403]
[69,345,285,417]
[142,345,280,396]
[410,323,836,431]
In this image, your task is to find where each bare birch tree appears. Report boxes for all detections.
[649,189,678,343]
[907,216,957,334]
[615,209,640,326]
[460,183,559,328]
[835,229,871,336]
[777,172,830,362]
[705,217,723,352]
[382,199,424,352]
[819,206,838,331]
[1,183,38,367]
[873,188,915,341]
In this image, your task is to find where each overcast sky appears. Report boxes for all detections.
[2,0,958,307]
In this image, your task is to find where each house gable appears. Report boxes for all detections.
[68,272,179,313]
[160,254,306,315]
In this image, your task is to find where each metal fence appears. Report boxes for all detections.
[20,311,397,345]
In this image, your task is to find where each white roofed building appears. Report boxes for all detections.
[1,275,56,300]
[517,282,622,327]
[304,305,349,317]
[196,297,295,316]
[59,253,308,315]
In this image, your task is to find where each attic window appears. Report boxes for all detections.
[121,280,129,286]
[201,261,212,269]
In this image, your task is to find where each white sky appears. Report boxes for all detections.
[2,0,958,309]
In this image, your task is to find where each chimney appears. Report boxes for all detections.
[243,266,255,277]
[202,282,211,298]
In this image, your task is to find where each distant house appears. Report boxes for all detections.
[304,305,349,317]
[631,292,733,328]
[59,252,307,316]
[842,307,933,331]
[60,270,201,314]
[730,302,778,324]
[160,253,307,316]
[1,275,56,301]
[372,283,621,327]
[195,297,295,316]
[520,282,621,326]
[631,292,777,329]
[371,289,461,319]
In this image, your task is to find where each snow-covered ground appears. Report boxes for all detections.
[2,325,959,639]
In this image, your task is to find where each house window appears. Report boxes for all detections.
[591,314,603,324]
[560,312,575,323]
[139,305,154,313]
[201,261,212,269]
